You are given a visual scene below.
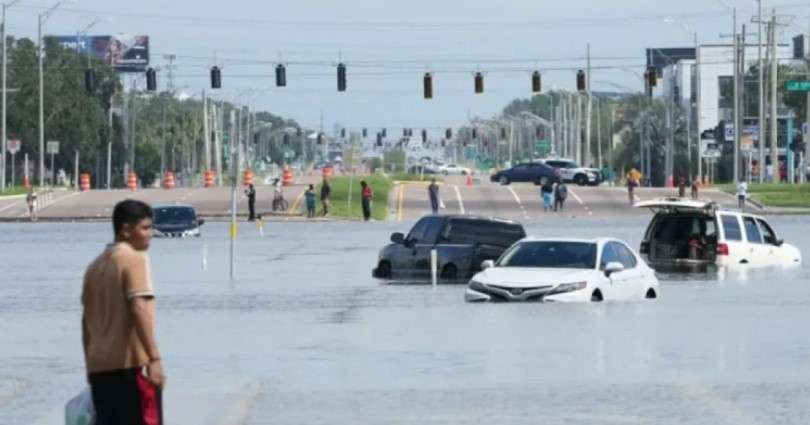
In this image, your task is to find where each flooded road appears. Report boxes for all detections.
[1,217,809,424]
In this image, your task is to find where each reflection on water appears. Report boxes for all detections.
[1,217,809,424]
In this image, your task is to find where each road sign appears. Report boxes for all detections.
[46,141,60,154]
[7,139,20,154]
[535,140,552,155]
[785,81,810,92]
[700,139,721,159]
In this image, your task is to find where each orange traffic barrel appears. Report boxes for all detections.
[282,166,294,186]
[243,169,254,186]
[23,175,31,189]
[163,171,175,189]
[80,173,91,192]
[204,170,215,187]
[322,166,333,178]
[127,171,137,191]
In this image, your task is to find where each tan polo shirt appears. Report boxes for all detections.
[82,242,155,373]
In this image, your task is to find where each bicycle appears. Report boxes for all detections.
[272,195,289,212]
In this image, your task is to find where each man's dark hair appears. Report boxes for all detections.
[112,199,153,235]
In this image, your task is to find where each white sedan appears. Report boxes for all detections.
[438,164,471,175]
[465,238,659,303]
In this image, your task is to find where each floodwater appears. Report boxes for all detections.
[1,216,809,424]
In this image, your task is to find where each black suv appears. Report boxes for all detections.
[153,204,205,238]
[373,215,526,281]
[490,162,560,185]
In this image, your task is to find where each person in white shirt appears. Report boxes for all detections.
[736,180,748,211]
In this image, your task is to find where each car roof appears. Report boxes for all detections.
[153,203,196,209]
[429,214,522,225]
[635,197,766,219]
[518,236,623,245]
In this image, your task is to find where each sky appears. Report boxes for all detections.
[5,0,810,135]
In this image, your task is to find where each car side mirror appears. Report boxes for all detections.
[197,219,205,226]
[604,261,625,277]
[776,239,784,247]
[391,232,405,244]
[481,260,495,270]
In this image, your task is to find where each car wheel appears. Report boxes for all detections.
[440,264,458,281]
[645,288,658,299]
[574,174,588,186]
[377,261,392,279]
[499,176,510,185]
[591,289,604,302]
[443,171,449,176]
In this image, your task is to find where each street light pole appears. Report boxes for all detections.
[1,0,21,191]
[38,1,67,187]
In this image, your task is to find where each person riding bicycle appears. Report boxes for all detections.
[626,167,642,205]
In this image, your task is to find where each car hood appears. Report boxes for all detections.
[472,267,597,288]
[155,222,198,232]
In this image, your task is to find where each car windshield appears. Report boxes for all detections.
[497,241,597,269]
[154,207,196,224]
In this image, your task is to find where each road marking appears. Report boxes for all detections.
[0,201,21,213]
[396,184,405,221]
[569,188,585,206]
[288,189,305,215]
[453,185,465,214]
[506,186,530,220]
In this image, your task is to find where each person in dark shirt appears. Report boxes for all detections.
[245,184,256,221]
[360,181,373,221]
[320,177,332,216]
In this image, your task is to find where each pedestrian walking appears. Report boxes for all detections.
[691,177,700,200]
[245,183,256,221]
[82,199,165,425]
[626,167,641,205]
[736,180,748,211]
[26,188,37,221]
[677,177,686,198]
[305,184,317,218]
[554,181,568,212]
[320,177,332,216]
[541,180,555,212]
[428,178,440,215]
[360,180,373,221]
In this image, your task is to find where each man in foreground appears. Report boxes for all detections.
[82,199,165,425]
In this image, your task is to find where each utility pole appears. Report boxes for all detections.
[2,0,22,191]
[732,7,740,183]
[769,10,778,177]
[203,90,210,173]
[696,32,703,183]
[596,98,602,169]
[758,0,765,183]
[585,43,592,167]
[805,13,810,183]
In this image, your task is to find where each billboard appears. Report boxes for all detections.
[50,35,149,72]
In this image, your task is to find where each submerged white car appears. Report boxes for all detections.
[635,198,802,272]
[465,238,659,303]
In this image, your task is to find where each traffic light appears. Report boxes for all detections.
[714,120,726,144]
[145,68,156,92]
[423,72,433,99]
[340,128,346,139]
[532,71,541,93]
[474,72,484,94]
[376,132,383,146]
[275,64,286,87]
[317,133,324,145]
[646,66,657,88]
[500,127,507,139]
[211,66,222,89]
[381,128,387,138]
[422,129,427,142]
[472,128,478,139]
[85,68,97,93]
[403,128,408,137]
[283,133,290,145]
[445,128,452,139]
[296,127,302,137]
[576,70,586,91]
[362,128,367,138]
[337,63,347,92]
[441,140,446,147]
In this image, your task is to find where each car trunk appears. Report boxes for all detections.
[644,213,718,271]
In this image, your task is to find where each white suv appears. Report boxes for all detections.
[438,163,471,175]
[635,198,801,272]
[540,159,601,186]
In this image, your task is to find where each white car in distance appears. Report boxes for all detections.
[438,163,471,175]
[465,238,660,303]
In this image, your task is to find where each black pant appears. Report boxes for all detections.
[362,198,371,221]
[89,368,163,425]
[248,199,256,220]
[555,198,565,211]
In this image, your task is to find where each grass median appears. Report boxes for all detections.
[718,183,810,208]
[320,175,393,220]
[389,173,444,183]
[0,186,34,197]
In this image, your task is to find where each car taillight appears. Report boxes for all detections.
[717,243,729,256]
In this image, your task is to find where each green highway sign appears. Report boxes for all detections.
[785,81,810,92]
[535,140,552,154]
